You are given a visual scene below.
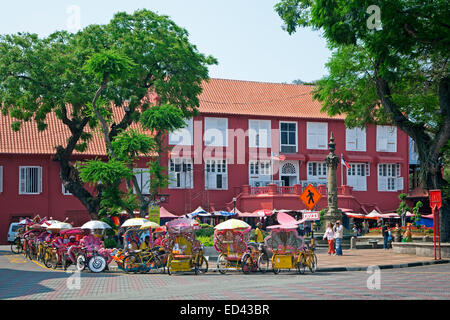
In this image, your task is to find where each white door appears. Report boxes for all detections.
[280,161,299,186]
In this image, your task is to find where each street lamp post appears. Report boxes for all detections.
[233,197,237,215]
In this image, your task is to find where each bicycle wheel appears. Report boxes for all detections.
[123,254,142,273]
[241,254,253,275]
[76,254,86,272]
[297,254,306,275]
[88,254,107,273]
[195,255,208,274]
[257,253,269,273]
[309,253,318,273]
[50,252,58,270]
[167,255,173,276]
[217,254,228,275]
[11,238,22,254]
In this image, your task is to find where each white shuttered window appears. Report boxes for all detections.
[169,118,193,146]
[205,160,228,190]
[346,127,366,151]
[249,120,271,148]
[347,163,367,191]
[169,158,193,189]
[376,126,397,152]
[307,122,328,150]
[19,166,42,195]
[204,117,228,147]
[133,168,151,195]
[378,163,403,192]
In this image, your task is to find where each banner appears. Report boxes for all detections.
[148,205,160,225]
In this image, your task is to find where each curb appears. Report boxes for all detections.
[316,259,450,272]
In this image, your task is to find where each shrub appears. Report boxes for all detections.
[196,224,215,238]
[197,235,214,247]
[104,238,118,249]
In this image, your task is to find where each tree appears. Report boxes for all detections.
[275,0,450,241]
[0,9,217,219]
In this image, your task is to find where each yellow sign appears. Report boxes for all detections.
[148,205,160,225]
[299,184,322,211]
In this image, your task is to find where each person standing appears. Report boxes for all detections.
[254,222,264,243]
[382,222,389,249]
[323,222,336,255]
[333,220,344,256]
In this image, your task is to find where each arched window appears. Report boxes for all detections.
[281,163,296,175]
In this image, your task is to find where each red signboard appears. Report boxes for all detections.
[429,190,442,209]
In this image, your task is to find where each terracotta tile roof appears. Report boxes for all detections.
[198,78,345,120]
[0,78,343,156]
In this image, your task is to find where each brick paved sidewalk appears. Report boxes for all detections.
[315,249,446,271]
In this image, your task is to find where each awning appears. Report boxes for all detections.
[238,212,262,218]
[345,155,374,163]
[278,154,306,161]
[160,207,179,219]
[307,154,328,161]
[377,156,404,163]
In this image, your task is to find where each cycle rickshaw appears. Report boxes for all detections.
[162,218,208,275]
[214,219,269,274]
[265,224,306,274]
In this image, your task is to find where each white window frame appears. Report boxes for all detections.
[169,158,193,189]
[378,163,403,192]
[19,166,42,195]
[346,127,366,152]
[307,162,328,181]
[347,163,367,191]
[204,117,228,147]
[205,159,228,190]
[169,118,194,146]
[307,122,328,150]
[249,160,271,176]
[376,125,397,152]
[280,121,298,153]
[249,119,271,148]
[133,168,151,195]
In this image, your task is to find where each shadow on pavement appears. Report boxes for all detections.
[0,267,120,300]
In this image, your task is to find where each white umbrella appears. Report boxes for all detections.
[139,221,160,230]
[81,220,112,230]
[47,222,73,230]
[121,218,149,228]
[42,220,61,228]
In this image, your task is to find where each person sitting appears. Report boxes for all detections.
[139,236,152,251]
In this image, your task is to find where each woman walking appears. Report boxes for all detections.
[323,222,336,255]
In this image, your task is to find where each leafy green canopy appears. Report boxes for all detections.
[0,9,216,217]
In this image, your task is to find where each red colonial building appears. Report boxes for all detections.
[0,79,409,243]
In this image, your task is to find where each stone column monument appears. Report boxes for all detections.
[323,132,343,227]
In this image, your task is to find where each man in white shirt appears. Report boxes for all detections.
[333,220,344,256]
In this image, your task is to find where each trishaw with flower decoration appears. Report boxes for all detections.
[162,218,208,275]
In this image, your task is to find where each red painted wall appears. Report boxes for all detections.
[0,114,409,244]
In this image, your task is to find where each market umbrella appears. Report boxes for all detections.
[47,222,73,230]
[166,217,198,233]
[139,221,161,230]
[81,220,112,230]
[121,218,149,228]
[214,219,251,230]
[154,225,167,233]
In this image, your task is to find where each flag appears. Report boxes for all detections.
[341,156,351,169]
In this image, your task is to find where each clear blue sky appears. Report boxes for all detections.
[0,0,331,83]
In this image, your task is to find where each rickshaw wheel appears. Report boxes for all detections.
[309,254,318,273]
[167,255,173,276]
[217,254,228,274]
[76,254,86,272]
[273,268,280,274]
[11,238,22,254]
[195,255,208,274]
[88,255,107,273]
[241,254,252,275]
[257,253,269,273]
[297,255,306,274]
[51,253,58,270]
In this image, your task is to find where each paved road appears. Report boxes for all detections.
[1,246,449,300]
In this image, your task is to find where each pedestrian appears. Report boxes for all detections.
[387,228,393,249]
[323,222,336,255]
[254,222,264,243]
[333,220,344,256]
[382,222,389,249]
